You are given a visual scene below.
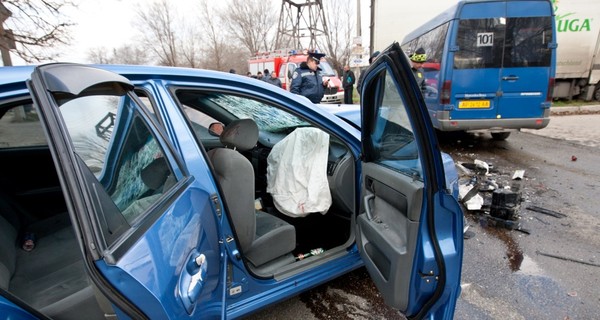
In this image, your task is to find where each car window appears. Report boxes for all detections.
[368,70,422,179]
[0,103,47,148]
[193,93,309,133]
[182,105,222,142]
[59,94,176,228]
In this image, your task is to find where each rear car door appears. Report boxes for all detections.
[357,43,463,319]
[26,64,224,318]
[497,1,554,119]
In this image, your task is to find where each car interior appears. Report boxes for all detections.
[0,103,108,319]
[0,88,358,318]
[175,90,357,277]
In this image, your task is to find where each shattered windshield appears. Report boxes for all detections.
[208,94,309,133]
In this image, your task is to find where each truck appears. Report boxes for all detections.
[248,49,344,104]
[370,0,600,102]
[551,0,600,101]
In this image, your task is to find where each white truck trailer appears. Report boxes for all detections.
[552,0,600,101]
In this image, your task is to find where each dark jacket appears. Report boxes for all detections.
[342,70,355,89]
[290,62,325,104]
[412,67,427,92]
[265,75,282,88]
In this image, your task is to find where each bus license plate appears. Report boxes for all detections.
[458,100,490,109]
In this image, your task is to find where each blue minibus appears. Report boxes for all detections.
[402,0,556,140]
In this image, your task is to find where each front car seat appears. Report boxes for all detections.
[208,119,296,267]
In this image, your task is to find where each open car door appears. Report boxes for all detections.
[357,43,463,319]
[26,64,224,319]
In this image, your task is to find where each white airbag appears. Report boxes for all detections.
[267,128,332,217]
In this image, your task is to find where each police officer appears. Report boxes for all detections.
[409,47,427,93]
[290,51,328,104]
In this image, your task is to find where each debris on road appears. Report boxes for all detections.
[490,189,520,221]
[458,159,526,231]
[536,251,600,268]
[512,169,525,180]
[571,155,577,161]
[526,205,568,218]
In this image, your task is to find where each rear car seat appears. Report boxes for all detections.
[0,193,104,319]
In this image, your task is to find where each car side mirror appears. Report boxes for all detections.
[208,122,225,137]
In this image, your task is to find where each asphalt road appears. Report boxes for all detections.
[246,113,600,320]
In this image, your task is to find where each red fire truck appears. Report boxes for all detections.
[248,49,344,104]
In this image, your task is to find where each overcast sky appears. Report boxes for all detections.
[12,0,459,65]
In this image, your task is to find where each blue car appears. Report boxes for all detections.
[0,43,463,319]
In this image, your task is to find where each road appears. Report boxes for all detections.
[246,113,600,320]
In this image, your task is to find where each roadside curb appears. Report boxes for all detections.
[550,104,600,115]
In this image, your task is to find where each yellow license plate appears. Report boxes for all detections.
[458,100,490,109]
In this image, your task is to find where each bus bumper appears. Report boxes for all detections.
[433,109,551,132]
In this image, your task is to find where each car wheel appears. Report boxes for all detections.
[491,132,511,141]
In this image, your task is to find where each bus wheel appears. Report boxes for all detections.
[491,132,511,141]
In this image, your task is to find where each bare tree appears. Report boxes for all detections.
[135,0,179,66]
[87,45,150,65]
[197,0,227,70]
[219,0,278,55]
[1,0,76,64]
[318,0,354,74]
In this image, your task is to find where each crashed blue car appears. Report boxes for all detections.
[0,43,463,319]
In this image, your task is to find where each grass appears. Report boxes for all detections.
[552,100,599,107]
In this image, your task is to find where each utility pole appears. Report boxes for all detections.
[0,2,15,66]
[276,0,331,51]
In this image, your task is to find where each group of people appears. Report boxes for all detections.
[245,69,282,88]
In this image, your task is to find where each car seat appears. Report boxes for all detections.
[208,119,296,267]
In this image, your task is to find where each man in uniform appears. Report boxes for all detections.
[409,47,427,93]
[290,51,329,104]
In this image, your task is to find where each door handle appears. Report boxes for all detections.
[364,194,376,221]
[187,254,208,302]
[502,76,519,81]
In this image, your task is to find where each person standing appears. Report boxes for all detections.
[262,69,270,81]
[290,51,329,104]
[409,47,427,93]
[342,65,356,104]
[265,72,282,88]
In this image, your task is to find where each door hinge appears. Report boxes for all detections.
[210,193,221,217]
[419,270,439,284]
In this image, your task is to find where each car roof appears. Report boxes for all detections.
[0,64,265,87]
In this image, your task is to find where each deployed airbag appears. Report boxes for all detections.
[267,128,332,217]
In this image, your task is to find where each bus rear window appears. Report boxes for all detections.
[455,17,552,69]
[504,17,553,67]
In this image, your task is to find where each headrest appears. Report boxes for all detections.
[141,157,170,190]
[220,118,259,151]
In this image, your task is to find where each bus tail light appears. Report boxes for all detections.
[441,80,452,104]
[546,77,555,102]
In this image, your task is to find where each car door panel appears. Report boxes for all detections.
[358,43,462,318]
[358,162,423,311]
[26,64,223,319]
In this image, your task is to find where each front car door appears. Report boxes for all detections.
[358,43,463,319]
[26,64,224,318]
